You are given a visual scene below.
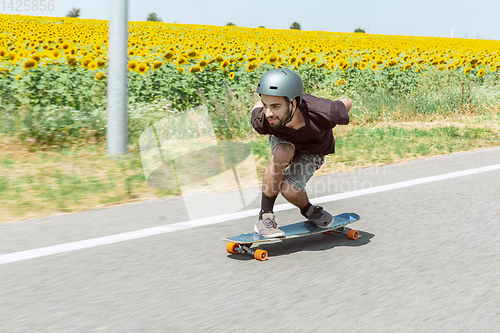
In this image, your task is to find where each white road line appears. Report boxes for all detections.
[1,163,500,265]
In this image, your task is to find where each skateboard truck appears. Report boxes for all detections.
[226,242,269,261]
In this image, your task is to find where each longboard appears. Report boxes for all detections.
[224,212,360,261]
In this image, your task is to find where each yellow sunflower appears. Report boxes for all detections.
[337,59,350,70]
[88,61,99,70]
[477,68,486,77]
[335,79,346,86]
[81,58,92,68]
[246,61,258,72]
[176,57,187,66]
[268,54,278,64]
[229,72,235,79]
[189,65,201,74]
[128,60,139,71]
[96,58,106,68]
[220,60,230,70]
[67,57,78,67]
[49,49,62,59]
[386,59,398,68]
[6,51,17,61]
[95,72,106,81]
[17,51,28,59]
[401,63,412,71]
[137,62,149,74]
[247,55,257,62]
[30,53,42,62]
[22,59,38,70]
[153,61,164,70]
[163,51,174,61]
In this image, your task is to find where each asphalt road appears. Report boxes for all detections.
[1,147,499,332]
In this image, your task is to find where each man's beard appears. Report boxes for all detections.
[267,104,293,128]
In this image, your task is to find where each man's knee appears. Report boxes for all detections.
[272,143,295,167]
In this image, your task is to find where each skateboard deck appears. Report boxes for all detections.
[224,212,360,261]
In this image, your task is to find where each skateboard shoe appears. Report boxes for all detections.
[304,205,334,228]
[254,213,285,238]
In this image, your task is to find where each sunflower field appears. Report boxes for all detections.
[1,14,500,145]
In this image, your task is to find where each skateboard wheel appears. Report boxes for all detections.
[323,231,332,235]
[226,242,240,254]
[347,230,359,240]
[254,249,268,261]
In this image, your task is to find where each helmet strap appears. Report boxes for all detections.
[280,101,297,127]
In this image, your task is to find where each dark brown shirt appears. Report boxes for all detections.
[251,93,349,155]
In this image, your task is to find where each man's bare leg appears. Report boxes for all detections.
[280,181,309,210]
[255,143,295,237]
[262,143,295,198]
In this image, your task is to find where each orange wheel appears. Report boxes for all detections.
[226,242,240,254]
[254,249,268,261]
[323,231,332,235]
[347,230,359,240]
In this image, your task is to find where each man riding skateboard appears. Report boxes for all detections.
[251,68,352,238]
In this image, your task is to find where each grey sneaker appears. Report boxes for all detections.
[304,205,334,228]
[254,213,285,238]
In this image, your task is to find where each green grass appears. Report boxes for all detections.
[0,139,179,221]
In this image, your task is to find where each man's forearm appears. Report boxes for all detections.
[341,98,352,113]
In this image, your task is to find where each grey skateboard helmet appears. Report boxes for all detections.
[256,69,303,104]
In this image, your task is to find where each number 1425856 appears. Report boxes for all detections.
[1,0,55,12]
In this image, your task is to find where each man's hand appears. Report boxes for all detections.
[341,98,352,113]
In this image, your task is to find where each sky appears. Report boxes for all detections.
[2,0,500,40]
